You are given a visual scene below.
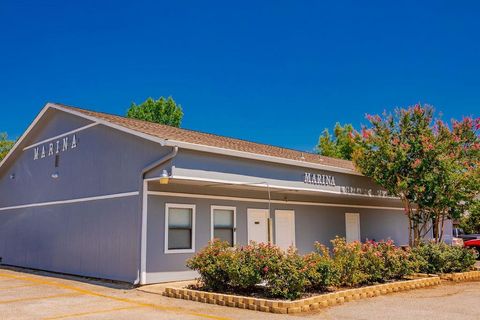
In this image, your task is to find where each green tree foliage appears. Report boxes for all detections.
[353,104,480,246]
[126,96,183,127]
[0,132,15,161]
[316,123,360,160]
[460,201,480,234]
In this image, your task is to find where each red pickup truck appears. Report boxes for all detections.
[464,239,480,260]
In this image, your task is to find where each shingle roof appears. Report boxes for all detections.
[54,103,356,172]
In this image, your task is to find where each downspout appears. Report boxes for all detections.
[136,146,178,285]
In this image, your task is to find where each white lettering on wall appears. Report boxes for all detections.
[32,134,78,161]
[62,137,69,152]
[304,172,336,187]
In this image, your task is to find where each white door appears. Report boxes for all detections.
[345,212,361,243]
[247,209,269,243]
[275,210,295,250]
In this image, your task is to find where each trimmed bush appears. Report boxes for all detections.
[412,241,476,274]
[187,241,309,299]
[186,240,234,291]
[330,237,368,286]
[304,244,339,290]
[187,238,476,300]
[328,238,418,287]
[262,247,309,299]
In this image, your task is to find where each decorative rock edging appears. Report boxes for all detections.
[163,277,441,314]
[438,270,480,282]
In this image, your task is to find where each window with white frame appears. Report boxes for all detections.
[211,206,236,246]
[165,204,195,253]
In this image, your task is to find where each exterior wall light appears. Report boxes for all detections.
[159,169,170,185]
[9,173,15,180]
[51,172,59,179]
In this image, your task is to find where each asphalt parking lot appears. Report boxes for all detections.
[0,266,479,320]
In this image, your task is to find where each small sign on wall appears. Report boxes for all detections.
[33,134,78,160]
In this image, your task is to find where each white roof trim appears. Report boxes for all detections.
[163,139,360,175]
[145,174,397,200]
[48,103,169,147]
[0,103,360,176]
[51,103,360,175]
[147,191,403,211]
[0,105,51,170]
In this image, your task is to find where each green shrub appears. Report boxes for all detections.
[187,238,473,300]
[261,246,309,299]
[187,241,308,299]
[329,238,419,287]
[412,241,476,274]
[186,240,234,291]
[379,242,420,279]
[304,244,339,291]
[330,237,368,286]
[225,243,264,290]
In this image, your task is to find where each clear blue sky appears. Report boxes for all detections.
[1,1,479,152]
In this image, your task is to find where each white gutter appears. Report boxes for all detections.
[137,146,179,285]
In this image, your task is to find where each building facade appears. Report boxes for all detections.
[0,103,450,284]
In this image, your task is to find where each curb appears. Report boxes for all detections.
[163,277,441,314]
[438,270,480,282]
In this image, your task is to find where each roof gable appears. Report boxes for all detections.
[1,102,358,175]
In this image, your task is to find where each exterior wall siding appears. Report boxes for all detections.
[0,109,175,283]
[0,197,139,282]
[145,193,410,279]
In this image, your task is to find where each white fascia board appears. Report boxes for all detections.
[167,174,397,200]
[48,103,169,147]
[0,105,51,172]
[50,103,360,176]
[162,139,361,176]
[148,191,404,211]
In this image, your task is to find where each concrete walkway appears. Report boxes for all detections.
[0,266,479,319]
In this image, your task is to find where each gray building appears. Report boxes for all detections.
[0,103,450,284]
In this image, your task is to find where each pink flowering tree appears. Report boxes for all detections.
[353,104,480,246]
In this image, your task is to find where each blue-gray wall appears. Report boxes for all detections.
[0,109,173,282]
[145,192,410,275]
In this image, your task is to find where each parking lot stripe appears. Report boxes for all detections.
[0,292,81,304]
[0,283,40,290]
[43,306,142,320]
[0,273,231,320]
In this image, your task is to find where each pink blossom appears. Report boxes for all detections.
[263,266,269,273]
[412,158,422,168]
[362,128,372,139]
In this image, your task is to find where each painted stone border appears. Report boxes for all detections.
[163,277,441,314]
[438,270,480,282]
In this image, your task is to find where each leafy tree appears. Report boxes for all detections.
[459,201,480,234]
[316,123,360,160]
[0,132,15,161]
[126,96,183,127]
[353,104,480,246]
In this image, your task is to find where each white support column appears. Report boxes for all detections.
[140,179,148,284]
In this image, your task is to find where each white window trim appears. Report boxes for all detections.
[165,203,196,254]
[210,205,237,246]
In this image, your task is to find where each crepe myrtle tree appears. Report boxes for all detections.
[0,132,15,161]
[126,96,183,127]
[353,104,480,246]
